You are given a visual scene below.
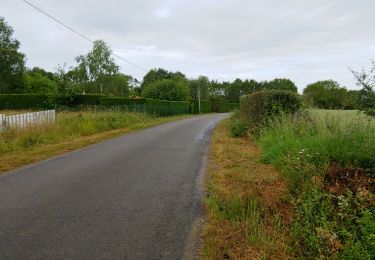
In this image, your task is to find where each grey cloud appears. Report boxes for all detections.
[2,0,375,91]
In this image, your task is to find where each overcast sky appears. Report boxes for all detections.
[2,0,375,91]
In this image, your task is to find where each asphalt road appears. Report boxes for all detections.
[0,114,227,260]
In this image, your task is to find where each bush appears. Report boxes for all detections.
[229,110,252,137]
[190,100,212,114]
[239,90,302,135]
[0,94,50,109]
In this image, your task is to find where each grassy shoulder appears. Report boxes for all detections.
[202,119,292,259]
[0,111,193,173]
[258,110,374,258]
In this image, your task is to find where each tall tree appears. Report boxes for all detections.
[0,17,25,93]
[189,76,210,100]
[74,40,119,93]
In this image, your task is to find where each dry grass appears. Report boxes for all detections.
[202,119,292,259]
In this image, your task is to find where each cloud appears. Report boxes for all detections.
[2,0,375,91]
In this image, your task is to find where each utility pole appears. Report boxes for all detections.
[198,81,201,114]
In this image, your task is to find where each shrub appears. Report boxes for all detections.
[0,94,50,109]
[229,110,252,137]
[190,100,212,114]
[239,90,302,135]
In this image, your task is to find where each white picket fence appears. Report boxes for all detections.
[0,110,56,132]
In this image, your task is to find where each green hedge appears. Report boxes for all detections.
[0,94,200,117]
[100,97,146,106]
[72,94,104,106]
[99,97,146,113]
[100,97,190,116]
[240,90,302,127]
[212,102,239,113]
[190,100,212,114]
[0,94,50,109]
[145,99,190,116]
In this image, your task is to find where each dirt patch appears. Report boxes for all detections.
[324,164,374,195]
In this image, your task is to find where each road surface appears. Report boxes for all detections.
[0,114,227,259]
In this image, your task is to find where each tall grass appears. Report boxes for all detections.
[0,111,168,156]
[258,110,375,258]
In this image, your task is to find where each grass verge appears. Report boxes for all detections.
[258,110,374,258]
[0,111,192,173]
[202,119,292,259]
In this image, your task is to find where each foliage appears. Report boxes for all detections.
[303,80,350,109]
[258,110,375,258]
[0,17,25,94]
[351,60,375,110]
[145,99,190,116]
[24,67,58,94]
[262,78,298,92]
[141,68,186,90]
[190,100,212,114]
[0,94,49,109]
[239,90,302,135]
[100,97,146,106]
[229,110,252,137]
[73,40,120,94]
[188,76,210,101]
[142,78,190,101]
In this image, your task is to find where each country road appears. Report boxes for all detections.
[0,114,227,259]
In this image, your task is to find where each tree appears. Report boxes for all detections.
[104,73,131,96]
[24,67,58,94]
[303,80,348,109]
[142,78,190,101]
[264,78,298,92]
[0,17,25,93]
[209,80,226,103]
[141,68,186,90]
[189,76,210,100]
[351,60,375,109]
[74,40,119,93]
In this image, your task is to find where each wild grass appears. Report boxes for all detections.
[0,111,191,173]
[258,110,375,258]
[202,120,292,259]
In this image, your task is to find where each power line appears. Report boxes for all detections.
[21,0,147,72]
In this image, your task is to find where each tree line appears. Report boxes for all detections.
[1,16,374,110]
